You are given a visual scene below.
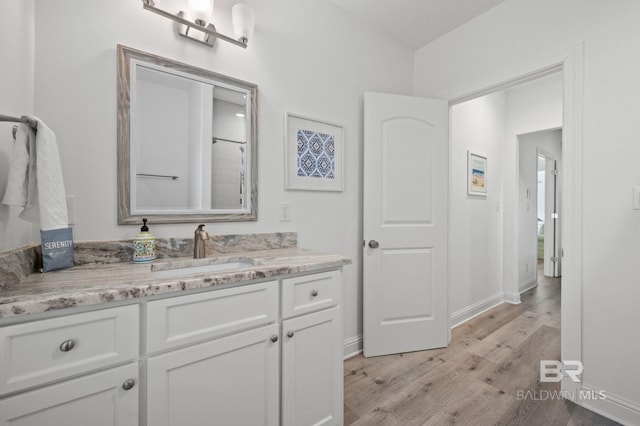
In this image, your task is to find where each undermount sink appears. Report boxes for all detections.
[150,258,254,278]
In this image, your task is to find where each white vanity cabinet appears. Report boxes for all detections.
[0,305,140,426]
[146,270,343,426]
[0,268,344,426]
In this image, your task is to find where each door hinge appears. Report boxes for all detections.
[551,256,558,262]
[552,169,559,176]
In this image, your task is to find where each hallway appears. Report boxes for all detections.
[344,271,619,425]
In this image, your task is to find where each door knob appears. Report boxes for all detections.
[368,240,379,249]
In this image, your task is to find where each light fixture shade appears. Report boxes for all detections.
[231,4,255,42]
[188,0,213,23]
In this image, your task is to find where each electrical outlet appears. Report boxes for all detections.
[279,202,291,222]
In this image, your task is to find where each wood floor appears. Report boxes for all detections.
[344,267,620,426]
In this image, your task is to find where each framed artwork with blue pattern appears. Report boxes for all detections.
[285,112,344,191]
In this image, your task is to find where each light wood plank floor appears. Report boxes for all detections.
[344,267,620,426]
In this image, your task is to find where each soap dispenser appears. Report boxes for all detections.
[133,218,156,263]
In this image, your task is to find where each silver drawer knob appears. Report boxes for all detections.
[311,289,319,297]
[59,340,76,352]
[287,330,295,338]
[271,335,279,343]
[122,379,136,391]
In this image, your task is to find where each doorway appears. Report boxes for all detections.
[517,128,562,296]
[447,72,563,332]
[446,49,584,400]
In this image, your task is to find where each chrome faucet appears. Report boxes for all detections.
[194,224,209,259]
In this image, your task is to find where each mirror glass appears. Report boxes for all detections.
[117,45,257,224]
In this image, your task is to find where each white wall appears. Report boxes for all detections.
[29,0,413,354]
[449,93,505,322]
[518,129,561,291]
[415,0,640,422]
[0,0,37,251]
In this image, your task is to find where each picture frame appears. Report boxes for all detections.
[284,112,344,191]
[467,150,487,196]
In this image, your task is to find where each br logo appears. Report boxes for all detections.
[540,360,583,383]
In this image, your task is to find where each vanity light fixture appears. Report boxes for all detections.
[141,0,255,49]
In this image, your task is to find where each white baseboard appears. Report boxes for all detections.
[343,334,362,359]
[503,292,521,305]
[578,384,640,426]
[450,293,504,329]
[518,278,537,294]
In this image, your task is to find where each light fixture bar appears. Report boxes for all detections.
[142,0,247,48]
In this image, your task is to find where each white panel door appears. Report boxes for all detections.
[363,92,449,357]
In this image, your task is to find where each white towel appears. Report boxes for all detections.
[2,117,68,231]
[2,124,33,208]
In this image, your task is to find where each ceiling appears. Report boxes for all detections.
[329,0,507,50]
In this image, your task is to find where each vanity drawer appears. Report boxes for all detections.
[282,271,341,319]
[146,281,278,354]
[0,305,139,396]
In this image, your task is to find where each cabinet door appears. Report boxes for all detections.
[282,306,343,426]
[0,363,138,426]
[147,324,279,426]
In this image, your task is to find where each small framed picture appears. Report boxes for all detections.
[467,150,487,196]
[284,112,344,191]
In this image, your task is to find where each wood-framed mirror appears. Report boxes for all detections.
[117,45,257,224]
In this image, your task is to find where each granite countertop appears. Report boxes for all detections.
[0,244,351,320]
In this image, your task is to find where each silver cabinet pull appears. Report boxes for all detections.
[122,379,136,391]
[271,335,279,343]
[287,330,295,338]
[59,340,75,352]
[368,240,379,249]
[311,289,319,297]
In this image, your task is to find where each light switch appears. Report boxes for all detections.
[634,187,640,210]
[279,202,291,222]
